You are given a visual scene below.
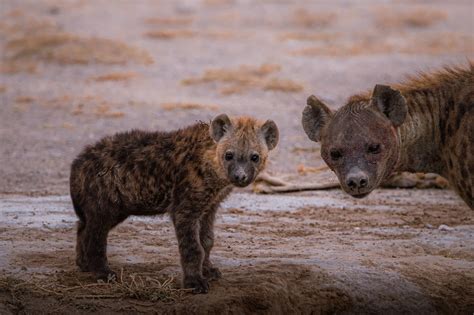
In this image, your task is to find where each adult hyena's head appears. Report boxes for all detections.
[210,114,279,187]
[302,85,408,198]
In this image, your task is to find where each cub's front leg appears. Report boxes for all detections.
[172,209,208,294]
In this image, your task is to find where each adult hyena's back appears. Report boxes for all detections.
[440,82,474,208]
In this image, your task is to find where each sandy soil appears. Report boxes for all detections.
[1,0,473,314]
[1,191,473,314]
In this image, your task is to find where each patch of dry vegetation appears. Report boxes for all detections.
[37,95,125,119]
[1,12,153,67]
[144,17,194,26]
[91,72,138,82]
[0,271,185,303]
[94,103,125,118]
[279,32,340,42]
[292,33,473,57]
[145,29,196,39]
[0,61,38,74]
[182,64,303,95]
[292,9,336,28]
[160,102,219,111]
[0,85,6,93]
[6,33,153,65]
[374,7,447,29]
[145,29,234,40]
[15,96,35,103]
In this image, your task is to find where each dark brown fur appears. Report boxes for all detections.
[302,63,473,209]
[70,115,278,293]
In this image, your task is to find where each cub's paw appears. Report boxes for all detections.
[183,275,209,294]
[96,269,117,283]
[203,266,222,281]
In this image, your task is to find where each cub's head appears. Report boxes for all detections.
[302,85,407,198]
[210,114,279,187]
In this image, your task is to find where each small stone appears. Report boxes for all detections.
[425,224,434,229]
[438,224,454,231]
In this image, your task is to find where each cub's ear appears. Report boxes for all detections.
[302,95,332,142]
[260,120,279,150]
[210,114,233,142]
[371,84,407,127]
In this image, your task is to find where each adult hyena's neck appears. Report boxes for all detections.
[396,89,446,174]
[395,77,469,176]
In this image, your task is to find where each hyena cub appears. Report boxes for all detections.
[70,114,279,293]
[302,64,473,209]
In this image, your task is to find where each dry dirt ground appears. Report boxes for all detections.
[0,0,473,314]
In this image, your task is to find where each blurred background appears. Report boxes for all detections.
[1,0,473,195]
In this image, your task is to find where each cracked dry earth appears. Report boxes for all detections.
[1,0,473,314]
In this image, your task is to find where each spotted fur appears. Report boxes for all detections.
[70,115,278,293]
[303,63,473,208]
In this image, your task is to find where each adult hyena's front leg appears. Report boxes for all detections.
[199,208,222,281]
[172,211,208,294]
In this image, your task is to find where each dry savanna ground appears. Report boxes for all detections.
[0,0,473,314]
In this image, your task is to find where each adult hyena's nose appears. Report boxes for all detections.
[345,167,369,191]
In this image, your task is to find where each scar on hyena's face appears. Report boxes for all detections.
[210,114,279,187]
[302,85,407,198]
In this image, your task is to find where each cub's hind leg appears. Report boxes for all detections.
[199,208,221,281]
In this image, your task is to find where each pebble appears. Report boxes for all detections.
[438,224,454,231]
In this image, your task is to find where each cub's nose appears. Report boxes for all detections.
[345,167,369,191]
[233,173,248,182]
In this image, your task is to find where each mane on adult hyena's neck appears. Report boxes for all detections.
[347,62,474,106]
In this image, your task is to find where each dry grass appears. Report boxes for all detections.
[161,102,219,111]
[91,72,138,82]
[15,96,35,103]
[0,271,186,303]
[1,12,153,66]
[0,85,7,93]
[374,7,447,29]
[279,32,340,42]
[291,146,320,154]
[182,64,303,94]
[145,29,234,40]
[145,29,196,40]
[0,61,38,74]
[292,9,336,28]
[94,103,125,118]
[144,17,194,26]
[5,33,153,65]
[263,79,304,92]
[291,33,473,57]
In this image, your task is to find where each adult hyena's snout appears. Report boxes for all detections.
[343,167,371,198]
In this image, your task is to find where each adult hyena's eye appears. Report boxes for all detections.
[330,149,342,161]
[367,144,381,154]
[250,153,260,163]
[225,152,234,161]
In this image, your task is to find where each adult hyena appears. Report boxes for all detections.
[70,114,279,293]
[302,64,473,209]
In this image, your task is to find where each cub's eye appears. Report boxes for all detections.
[250,153,260,163]
[225,152,234,161]
[367,144,381,154]
[330,149,342,161]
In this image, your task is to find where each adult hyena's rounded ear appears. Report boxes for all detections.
[260,120,279,150]
[302,95,332,142]
[210,114,233,142]
[371,84,407,127]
